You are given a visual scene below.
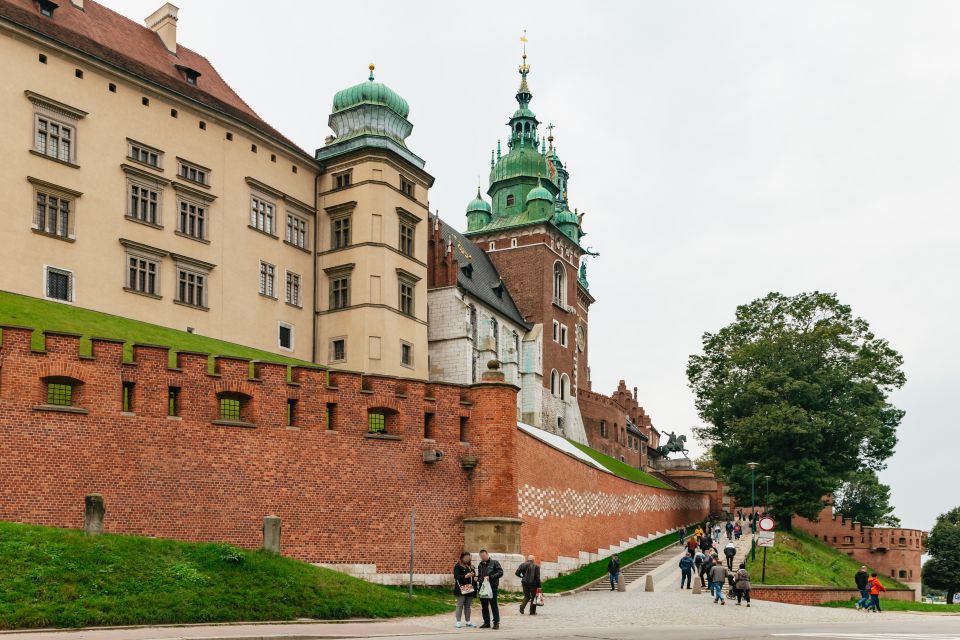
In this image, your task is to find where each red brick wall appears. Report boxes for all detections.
[514,431,709,563]
[578,388,642,468]
[751,586,916,605]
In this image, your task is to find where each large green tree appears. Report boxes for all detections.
[687,292,905,526]
[833,470,900,527]
[924,507,960,604]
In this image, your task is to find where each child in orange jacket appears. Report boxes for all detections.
[866,573,886,612]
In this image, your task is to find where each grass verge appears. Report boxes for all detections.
[745,530,905,589]
[0,291,315,368]
[821,599,960,613]
[566,439,671,489]
[0,521,451,629]
[540,525,698,593]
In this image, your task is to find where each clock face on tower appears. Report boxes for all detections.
[575,325,585,352]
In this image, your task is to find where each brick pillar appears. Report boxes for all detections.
[464,361,522,554]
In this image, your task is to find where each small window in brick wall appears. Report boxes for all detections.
[326,402,336,430]
[217,392,251,423]
[46,381,74,406]
[287,399,297,427]
[368,411,386,434]
[424,412,435,439]
[121,381,135,413]
[168,387,180,416]
[459,416,470,443]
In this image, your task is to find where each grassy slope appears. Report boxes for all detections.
[566,440,671,489]
[541,525,699,593]
[822,599,960,612]
[0,291,314,367]
[745,530,906,589]
[0,521,451,629]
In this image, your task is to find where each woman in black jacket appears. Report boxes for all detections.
[453,551,478,628]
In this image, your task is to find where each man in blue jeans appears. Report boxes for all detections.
[608,554,621,591]
[854,566,870,609]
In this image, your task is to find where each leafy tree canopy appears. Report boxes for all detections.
[834,470,900,527]
[687,292,905,522]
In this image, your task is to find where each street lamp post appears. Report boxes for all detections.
[747,462,759,561]
[763,475,771,513]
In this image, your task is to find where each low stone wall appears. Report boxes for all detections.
[751,585,916,606]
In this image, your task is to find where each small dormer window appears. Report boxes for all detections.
[39,0,58,17]
[460,263,473,279]
[506,195,515,207]
[176,65,201,86]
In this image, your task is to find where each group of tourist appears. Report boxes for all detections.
[453,551,543,629]
[854,565,887,612]
[677,521,753,606]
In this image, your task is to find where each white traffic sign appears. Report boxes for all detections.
[757,530,775,547]
[759,516,776,531]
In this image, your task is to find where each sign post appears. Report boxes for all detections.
[757,517,776,583]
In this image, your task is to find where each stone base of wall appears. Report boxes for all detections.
[751,585,916,606]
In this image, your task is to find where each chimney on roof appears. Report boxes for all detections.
[145,3,179,55]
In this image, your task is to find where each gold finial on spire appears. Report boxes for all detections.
[519,30,530,75]
[368,63,375,81]
[546,122,555,147]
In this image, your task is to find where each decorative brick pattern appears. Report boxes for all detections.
[519,484,706,520]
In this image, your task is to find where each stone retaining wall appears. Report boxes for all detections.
[751,585,916,606]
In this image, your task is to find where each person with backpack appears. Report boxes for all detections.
[453,551,478,628]
[477,549,503,629]
[725,520,735,540]
[700,552,714,588]
[734,563,752,606]
[679,552,694,589]
[607,554,621,591]
[734,522,742,540]
[723,542,737,570]
[854,566,870,610]
[516,555,542,615]
[867,572,886,612]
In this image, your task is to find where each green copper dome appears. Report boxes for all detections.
[490,145,549,184]
[332,65,410,119]
[553,207,578,225]
[526,179,554,203]
[467,188,492,214]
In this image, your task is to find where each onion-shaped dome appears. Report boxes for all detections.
[332,64,410,118]
[552,207,579,225]
[466,188,492,214]
[490,145,549,184]
[526,179,554,204]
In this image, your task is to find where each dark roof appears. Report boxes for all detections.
[626,419,646,439]
[0,0,309,158]
[436,218,530,329]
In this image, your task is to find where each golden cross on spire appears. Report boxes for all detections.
[519,30,530,75]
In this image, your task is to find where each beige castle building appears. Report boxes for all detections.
[0,0,430,379]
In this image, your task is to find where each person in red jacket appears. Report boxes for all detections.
[866,572,886,612]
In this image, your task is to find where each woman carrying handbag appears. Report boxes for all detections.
[453,551,478,628]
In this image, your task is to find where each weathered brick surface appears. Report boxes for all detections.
[751,586,916,605]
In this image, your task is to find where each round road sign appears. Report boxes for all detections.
[759,516,775,531]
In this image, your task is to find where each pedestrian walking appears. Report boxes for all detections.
[453,551,478,628]
[607,554,621,591]
[734,522,742,540]
[678,525,687,546]
[700,552,713,588]
[723,542,737,570]
[477,549,503,629]
[867,572,886,612]
[709,562,728,604]
[725,521,735,540]
[686,535,699,557]
[679,552,694,589]
[854,566,870,610]
[700,533,713,553]
[694,526,704,540]
[713,525,722,543]
[516,555,542,616]
[734,563,752,606]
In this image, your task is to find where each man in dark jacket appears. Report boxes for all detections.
[700,553,714,588]
[607,554,621,591]
[516,555,542,615]
[679,553,694,589]
[723,542,737,570]
[477,550,504,629]
[854,566,870,610]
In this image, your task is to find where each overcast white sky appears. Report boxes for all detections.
[122,0,957,530]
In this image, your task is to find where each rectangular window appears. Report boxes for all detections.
[330,338,346,363]
[285,213,307,249]
[331,216,351,249]
[35,116,73,163]
[219,397,241,421]
[334,171,352,189]
[278,322,293,351]
[330,275,350,309]
[399,222,414,256]
[401,341,413,367]
[286,398,297,426]
[34,191,71,238]
[399,280,415,316]
[459,416,469,443]
[45,266,73,302]
[400,176,414,197]
[121,381,135,413]
[127,254,159,295]
[177,199,206,240]
[47,382,72,406]
[250,196,275,235]
[560,325,568,347]
[176,268,206,308]
[168,387,180,416]
[177,160,208,186]
[128,183,160,225]
[285,271,301,307]
[326,402,337,429]
[368,412,386,434]
[424,412,435,439]
[552,320,559,342]
[128,141,161,168]
[259,261,276,298]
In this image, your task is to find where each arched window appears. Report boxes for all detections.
[560,374,570,401]
[506,194,515,207]
[515,123,522,133]
[550,370,559,396]
[553,261,565,306]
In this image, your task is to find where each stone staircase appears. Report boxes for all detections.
[587,544,687,591]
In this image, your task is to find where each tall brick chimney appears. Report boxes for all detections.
[427,214,458,289]
[145,3,179,55]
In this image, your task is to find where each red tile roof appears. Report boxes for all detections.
[0,0,309,158]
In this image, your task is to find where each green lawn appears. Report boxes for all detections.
[566,440,671,489]
[821,599,960,613]
[0,521,451,629]
[541,525,699,593]
[745,530,906,589]
[0,291,315,368]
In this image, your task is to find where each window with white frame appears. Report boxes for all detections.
[560,374,569,400]
[329,273,350,309]
[177,159,208,186]
[259,261,276,298]
[331,214,351,249]
[176,266,207,308]
[45,266,73,302]
[550,369,559,396]
[126,253,159,296]
[177,198,206,240]
[552,320,560,342]
[330,337,346,362]
[127,181,160,225]
[286,213,307,249]
[399,278,415,316]
[560,325,568,348]
[250,196,275,235]
[278,322,294,351]
[400,340,414,368]
[34,189,72,239]
[35,116,73,163]
[127,140,162,168]
[399,220,415,256]
[285,271,301,307]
